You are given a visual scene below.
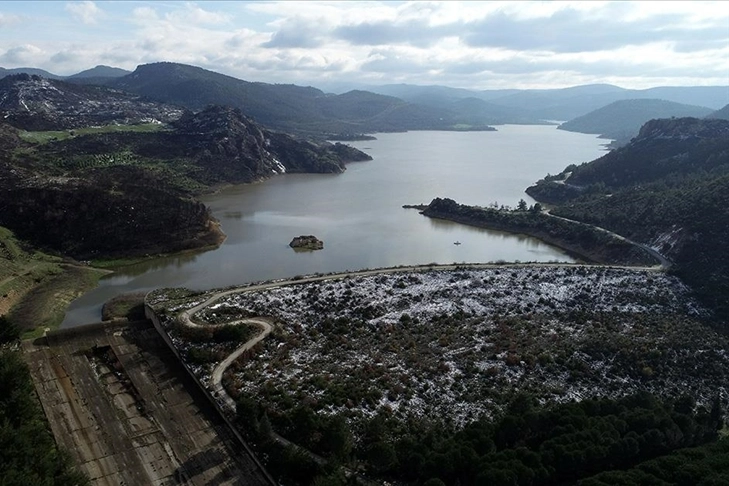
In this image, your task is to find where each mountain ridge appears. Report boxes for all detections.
[558,99,714,144]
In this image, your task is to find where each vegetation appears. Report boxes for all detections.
[17,122,166,144]
[527,117,729,319]
[0,225,106,338]
[0,350,89,485]
[558,99,713,144]
[154,265,729,484]
[0,104,369,261]
[421,197,655,266]
[100,292,147,321]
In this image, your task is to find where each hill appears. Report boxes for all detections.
[527,117,729,318]
[708,104,729,120]
[109,62,471,134]
[364,82,729,123]
[0,66,63,79]
[67,65,130,79]
[0,74,184,130]
[558,99,713,143]
[0,104,370,261]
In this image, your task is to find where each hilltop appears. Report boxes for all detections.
[708,104,729,120]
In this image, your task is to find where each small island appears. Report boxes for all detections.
[289,235,324,250]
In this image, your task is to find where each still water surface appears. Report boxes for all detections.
[62,126,609,327]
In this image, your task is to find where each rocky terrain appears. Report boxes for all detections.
[0,74,184,130]
[289,235,324,250]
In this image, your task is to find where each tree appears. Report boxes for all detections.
[0,315,20,343]
[517,199,529,211]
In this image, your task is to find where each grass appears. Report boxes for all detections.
[0,225,111,338]
[0,227,65,315]
[18,123,168,145]
[16,265,108,339]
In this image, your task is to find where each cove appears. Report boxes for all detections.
[61,125,609,327]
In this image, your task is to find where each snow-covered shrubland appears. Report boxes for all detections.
[156,266,729,429]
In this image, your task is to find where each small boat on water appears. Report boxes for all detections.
[453,241,461,245]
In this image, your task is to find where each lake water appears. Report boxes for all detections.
[61,126,609,327]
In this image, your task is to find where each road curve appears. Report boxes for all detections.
[542,210,672,270]
[176,259,665,413]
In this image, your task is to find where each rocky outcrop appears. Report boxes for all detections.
[169,106,372,180]
[289,235,324,250]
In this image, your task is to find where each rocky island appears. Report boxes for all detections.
[289,235,324,250]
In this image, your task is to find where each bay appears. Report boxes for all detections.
[61,125,609,327]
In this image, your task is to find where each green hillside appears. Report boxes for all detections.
[110,62,465,134]
[528,117,729,319]
[559,99,713,143]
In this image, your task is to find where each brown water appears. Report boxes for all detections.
[62,126,609,326]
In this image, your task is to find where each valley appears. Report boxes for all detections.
[0,58,727,486]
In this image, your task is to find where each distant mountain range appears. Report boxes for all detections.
[105,62,476,134]
[1,62,727,136]
[708,104,729,120]
[558,99,713,144]
[364,83,729,121]
[0,65,130,81]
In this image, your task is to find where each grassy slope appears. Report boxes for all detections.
[17,122,166,144]
[0,226,108,338]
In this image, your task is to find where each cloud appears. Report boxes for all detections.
[334,19,454,47]
[0,12,22,27]
[164,2,231,25]
[0,1,726,89]
[0,44,44,65]
[461,7,729,53]
[65,1,102,25]
[262,17,326,48]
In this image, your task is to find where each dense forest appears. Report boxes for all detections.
[235,391,727,485]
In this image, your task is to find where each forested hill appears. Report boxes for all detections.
[109,62,475,135]
[0,105,370,260]
[558,99,713,144]
[708,104,729,120]
[527,117,729,319]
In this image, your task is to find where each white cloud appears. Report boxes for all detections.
[0,44,44,65]
[0,1,725,89]
[65,1,102,25]
[165,2,231,25]
[0,12,22,27]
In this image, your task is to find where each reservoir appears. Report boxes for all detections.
[62,125,609,327]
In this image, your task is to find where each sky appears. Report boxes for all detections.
[0,1,727,91]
